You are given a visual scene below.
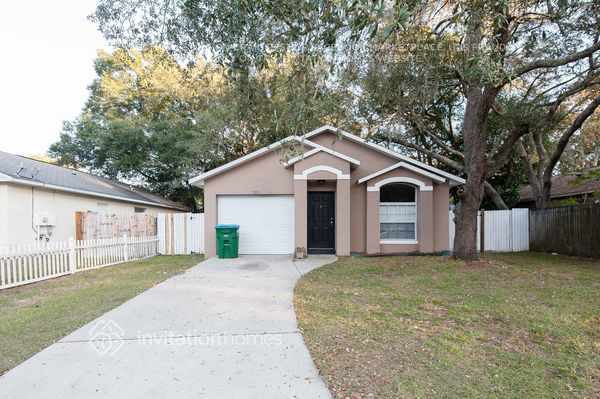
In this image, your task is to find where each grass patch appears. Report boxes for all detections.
[0,255,202,374]
[295,253,600,398]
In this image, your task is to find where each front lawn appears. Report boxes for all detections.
[295,253,600,398]
[0,255,202,375]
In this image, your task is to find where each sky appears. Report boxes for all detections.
[0,1,108,156]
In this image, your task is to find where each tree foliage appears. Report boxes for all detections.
[50,47,347,209]
[89,0,600,258]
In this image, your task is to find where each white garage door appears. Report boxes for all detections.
[217,195,295,254]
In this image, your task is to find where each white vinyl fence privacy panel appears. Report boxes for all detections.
[484,210,512,251]
[511,208,530,251]
[157,213,204,255]
[449,209,528,253]
[0,236,158,290]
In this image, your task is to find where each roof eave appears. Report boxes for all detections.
[190,136,319,186]
[358,161,446,184]
[283,146,361,167]
[304,126,466,185]
[3,177,187,211]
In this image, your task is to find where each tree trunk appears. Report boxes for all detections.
[534,177,553,209]
[453,88,492,260]
[484,181,509,210]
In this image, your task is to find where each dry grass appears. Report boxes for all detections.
[0,255,202,374]
[295,253,600,398]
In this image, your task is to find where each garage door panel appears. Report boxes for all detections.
[217,196,295,254]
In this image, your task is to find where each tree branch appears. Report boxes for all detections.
[488,123,529,174]
[505,41,600,84]
[543,95,600,182]
[516,139,539,194]
[484,180,508,209]
[389,136,464,172]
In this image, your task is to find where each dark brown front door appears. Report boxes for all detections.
[308,192,335,254]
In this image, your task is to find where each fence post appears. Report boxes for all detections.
[123,234,129,262]
[479,210,485,254]
[68,237,77,274]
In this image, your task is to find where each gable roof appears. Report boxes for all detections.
[305,125,465,184]
[0,150,188,210]
[190,136,320,186]
[519,174,600,202]
[358,161,446,184]
[283,145,361,167]
[190,125,465,186]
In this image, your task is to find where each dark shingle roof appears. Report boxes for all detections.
[519,174,600,202]
[0,150,188,210]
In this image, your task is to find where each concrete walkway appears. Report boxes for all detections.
[0,255,336,398]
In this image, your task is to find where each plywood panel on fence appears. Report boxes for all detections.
[79,212,157,240]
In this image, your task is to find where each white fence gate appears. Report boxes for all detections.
[157,213,204,255]
[449,208,529,252]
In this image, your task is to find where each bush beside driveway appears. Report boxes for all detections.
[0,255,202,375]
[295,253,600,398]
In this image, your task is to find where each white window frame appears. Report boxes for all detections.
[379,188,418,244]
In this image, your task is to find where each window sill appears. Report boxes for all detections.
[380,240,418,245]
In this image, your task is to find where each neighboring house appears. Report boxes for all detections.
[518,174,600,208]
[0,150,187,246]
[191,125,465,257]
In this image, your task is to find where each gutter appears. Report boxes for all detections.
[0,176,187,211]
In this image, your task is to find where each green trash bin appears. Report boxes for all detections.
[216,224,240,258]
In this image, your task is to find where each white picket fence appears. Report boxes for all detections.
[449,208,529,252]
[157,213,204,255]
[0,236,158,290]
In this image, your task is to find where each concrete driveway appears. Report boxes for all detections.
[0,255,336,398]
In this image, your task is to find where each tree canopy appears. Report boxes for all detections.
[50,47,348,210]
[63,0,600,258]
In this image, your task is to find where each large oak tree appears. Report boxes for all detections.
[92,0,600,259]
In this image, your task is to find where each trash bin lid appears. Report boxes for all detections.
[216,224,240,229]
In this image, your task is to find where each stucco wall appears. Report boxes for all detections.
[0,183,176,246]
[201,129,452,257]
[203,150,295,257]
[293,151,351,178]
[310,132,450,254]
[0,184,7,247]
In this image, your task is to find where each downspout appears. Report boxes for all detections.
[31,186,38,240]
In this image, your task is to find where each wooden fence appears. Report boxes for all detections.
[75,212,157,240]
[0,236,158,290]
[449,209,529,252]
[530,204,600,257]
[158,213,204,255]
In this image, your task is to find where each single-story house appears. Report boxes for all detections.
[191,125,465,257]
[518,174,600,208]
[0,150,187,246]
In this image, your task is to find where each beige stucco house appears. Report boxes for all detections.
[191,126,464,258]
[0,151,187,246]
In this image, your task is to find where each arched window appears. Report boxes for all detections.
[380,183,417,241]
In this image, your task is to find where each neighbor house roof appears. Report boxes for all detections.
[519,174,600,202]
[190,125,465,186]
[0,150,188,210]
